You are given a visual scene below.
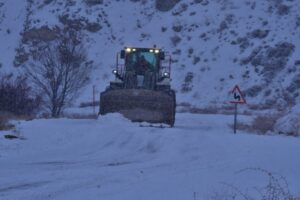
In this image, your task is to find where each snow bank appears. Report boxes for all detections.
[274,104,300,136]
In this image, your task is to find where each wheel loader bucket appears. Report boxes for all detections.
[99,89,176,126]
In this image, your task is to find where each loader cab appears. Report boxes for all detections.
[121,47,165,74]
[111,47,171,91]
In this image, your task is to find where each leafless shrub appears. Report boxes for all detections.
[25,28,93,117]
[277,4,290,15]
[248,29,269,39]
[84,0,103,6]
[172,22,183,32]
[245,85,263,97]
[211,168,300,200]
[181,72,194,93]
[170,35,182,46]
[193,56,200,64]
[155,0,180,12]
[0,115,14,131]
[85,22,102,33]
[161,26,167,32]
[0,73,40,116]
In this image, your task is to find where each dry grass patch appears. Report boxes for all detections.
[79,101,99,108]
[177,102,235,115]
[251,115,279,133]
[0,114,16,131]
[232,114,283,134]
[62,113,98,119]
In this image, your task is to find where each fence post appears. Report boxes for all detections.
[93,85,96,115]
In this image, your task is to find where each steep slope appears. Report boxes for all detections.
[0,0,27,73]
[1,0,300,109]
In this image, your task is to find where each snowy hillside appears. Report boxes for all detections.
[0,0,27,74]
[1,114,300,199]
[1,0,300,109]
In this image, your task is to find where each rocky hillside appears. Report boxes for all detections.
[1,0,300,110]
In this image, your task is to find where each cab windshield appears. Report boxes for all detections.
[126,51,157,72]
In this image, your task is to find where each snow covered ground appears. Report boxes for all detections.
[1,113,300,200]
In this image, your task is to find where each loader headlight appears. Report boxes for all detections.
[149,49,154,53]
[126,48,132,53]
[155,49,160,54]
[112,69,118,74]
[163,72,169,77]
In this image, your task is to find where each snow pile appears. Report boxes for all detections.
[274,104,300,136]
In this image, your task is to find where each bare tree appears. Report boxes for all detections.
[25,29,92,117]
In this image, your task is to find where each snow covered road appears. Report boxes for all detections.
[0,113,300,199]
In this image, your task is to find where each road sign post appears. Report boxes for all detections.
[230,85,246,134]
[93,85,96,115]
[234,103,237,134]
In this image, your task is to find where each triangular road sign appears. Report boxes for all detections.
[230,85,246,104]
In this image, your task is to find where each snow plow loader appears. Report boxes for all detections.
[99,47,176,127]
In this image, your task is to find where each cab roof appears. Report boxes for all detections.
[124,47,162,51]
